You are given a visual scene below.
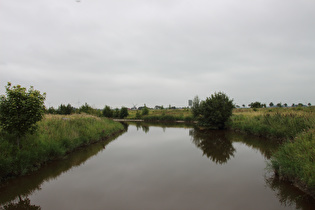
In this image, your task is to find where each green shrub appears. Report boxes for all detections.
[198,92,234,129]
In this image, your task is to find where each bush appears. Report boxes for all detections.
[198,92,234,129]
[57,104,75,115]
[142,106,149,116]
[119,107,129,119]
[102,105,113,118]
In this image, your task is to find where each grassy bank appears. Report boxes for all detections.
[0,114,124,183]
[230,106,315,196]
[230,108,314,140]
[271,129,315,197]
[127,109,193,122]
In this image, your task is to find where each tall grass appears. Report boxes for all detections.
[230,110,314,140]
[271,129,315,197]
[0,114,124,183]
[230,106,315,196]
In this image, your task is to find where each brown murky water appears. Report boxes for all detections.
[0,123,314,210]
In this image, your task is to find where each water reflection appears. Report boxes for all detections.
[1,196,40,210]
[265,174,315,209]
[1,123,314,210]
[189,128,235,164]
[0,131,125,206]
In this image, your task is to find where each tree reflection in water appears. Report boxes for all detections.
[189,128,236,164]
[1,196,40,210]
[265,174,315,209]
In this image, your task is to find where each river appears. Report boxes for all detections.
[0,122,314,209]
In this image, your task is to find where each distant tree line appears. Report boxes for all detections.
[46,103,129,119]
[235,102,312,108]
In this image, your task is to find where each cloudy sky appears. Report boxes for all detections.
[1,0,314,109]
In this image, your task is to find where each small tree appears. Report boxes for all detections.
[191,95,201,118]
[198,92,234,129]
[0,82,46,147]
[249,101,264,108]
[57,103,75,115]
[119,107,129,119]
[269,102,274,107]
[102,105,113,118]
[142,106,149,116]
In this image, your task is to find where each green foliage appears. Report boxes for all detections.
[102,105,113,118]
[271,129,315,193]
[249,101,265,108]
[230,113,314,139]
[119,107,129,119]
[47,106,57,114]
[141,106,149,116]
[191,95,200,118]
[57,103,75,115]
[113,108,120,118]
[0,82,46,146]
[0,114,124,183]
[135,111,142,119]
[198,92,234,129]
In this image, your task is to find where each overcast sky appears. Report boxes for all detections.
[1,0,314,109]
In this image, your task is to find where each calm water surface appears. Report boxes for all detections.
[0,123,314,210]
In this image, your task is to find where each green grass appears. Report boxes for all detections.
[271,129,315,197]
[127,108,193,121]
[0,114,124,183]
[230,106,315,196]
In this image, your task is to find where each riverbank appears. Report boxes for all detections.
[0,114,125,184]
[230,107,315,197]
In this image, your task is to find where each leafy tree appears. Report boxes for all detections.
[119,107,129,119]
[102,105,113,118]
[242,104,245,108]
[191,95,201,118]
[79,103,93,114]
[47,106,56,114]
[198,92,234,129]
[276,103,282,108]
[284,103,288,107]
[135,111,142,119]
[269,102,274,107]
[142,106,149,115]
[57,103,75,115]
[113,108,120,118]
[308,103,312,106]
[249,101,264,108]
[0,82,46,147]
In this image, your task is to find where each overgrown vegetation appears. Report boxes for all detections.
[0,114,124,183]
[230,106,315,196]
[271,129,315,197]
